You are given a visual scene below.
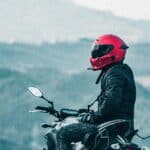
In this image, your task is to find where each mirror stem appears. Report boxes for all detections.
[41,96,54,107]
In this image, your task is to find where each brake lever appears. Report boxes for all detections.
[29,110,48,113]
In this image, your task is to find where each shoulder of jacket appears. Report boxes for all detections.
[106,63,125,74]
[105,63,134,79]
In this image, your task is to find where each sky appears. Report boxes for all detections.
[0,0,150,43]
[73,0,150,20]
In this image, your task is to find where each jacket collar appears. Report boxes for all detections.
[95,62,123,84]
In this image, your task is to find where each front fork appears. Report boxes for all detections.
[43,132,56,150]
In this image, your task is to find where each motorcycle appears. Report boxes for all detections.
[28,86,150,150]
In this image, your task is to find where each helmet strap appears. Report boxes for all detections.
[95,71,103,84]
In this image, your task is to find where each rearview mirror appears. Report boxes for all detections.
[28,87,43,97]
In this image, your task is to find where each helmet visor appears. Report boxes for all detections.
[91,44,114,58]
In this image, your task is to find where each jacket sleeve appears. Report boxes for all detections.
[97,70,125,119]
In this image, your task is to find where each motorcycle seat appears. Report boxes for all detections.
[82,119,130,149]
[97,119,130,136]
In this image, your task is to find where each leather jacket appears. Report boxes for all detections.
[93,63,136,129]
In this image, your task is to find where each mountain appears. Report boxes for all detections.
[1,0,150,42]
[0,39,149,75]
[0,40,150,149]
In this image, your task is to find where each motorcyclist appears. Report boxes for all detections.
[56,34,136,150]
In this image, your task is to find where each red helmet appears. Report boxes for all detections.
[90,34,128,70]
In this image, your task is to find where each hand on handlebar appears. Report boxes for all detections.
[80,113,94,123]
[80,112,103,124]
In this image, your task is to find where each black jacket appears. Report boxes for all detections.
[93,63,136,127]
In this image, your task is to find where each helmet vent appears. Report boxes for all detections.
[111,56,115,60]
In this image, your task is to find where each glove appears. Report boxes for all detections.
[80,112,103,124]
[80,113,93,123]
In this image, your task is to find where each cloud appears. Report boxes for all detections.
[73,0,150,20]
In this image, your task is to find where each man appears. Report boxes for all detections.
[56,34,136,150]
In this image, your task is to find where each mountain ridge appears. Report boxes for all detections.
[1,0,150,42]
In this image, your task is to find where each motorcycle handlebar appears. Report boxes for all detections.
[35,106,50,112]
[35,106,93,121]
[35,106,59,117]
[78,108,91,114]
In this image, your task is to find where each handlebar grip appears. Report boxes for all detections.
[35,106,50,112]
[35,106,58,117]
